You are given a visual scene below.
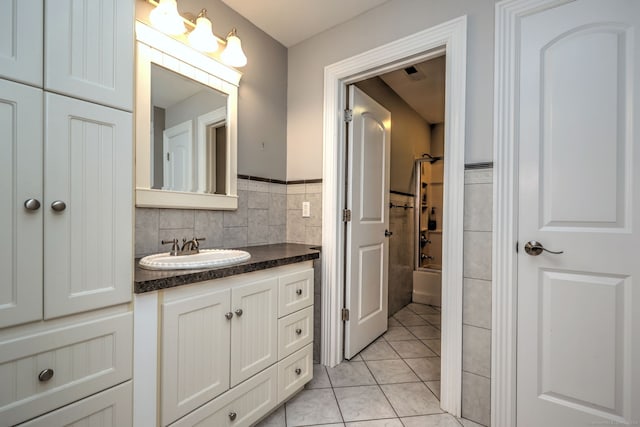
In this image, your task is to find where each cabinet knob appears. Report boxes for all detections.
[38,368,54,382]
[234,308,243,317]
[295,368,302,375]
[295,328,302,335]
[24,198,41,211]
[51,200,66,212]
[296,289,302,296]
[228,411,237,421]
[225,312,233,320]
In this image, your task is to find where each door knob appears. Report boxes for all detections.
[225,312,233,320]
[235,308,243,317]
[38,368,54,382]
[295,368,302,375]
[228,411,237,421]
[385,229,393,237]
[296,288,303,296]
[524,240,564,256]
[24,198,41,211]
[51,200,66,212]
[295,328,302,335]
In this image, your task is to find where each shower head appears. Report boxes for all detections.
[422,153,442,164]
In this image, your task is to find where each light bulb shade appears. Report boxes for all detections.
[149,0,185,35]
[221,30,247,67]
[188,16,219,52]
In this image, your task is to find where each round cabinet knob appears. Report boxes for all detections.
[51,200,66,212]
[38,368,54,382]
[234,308,243,317]
[24,198,41,211]
[296,289,302,296]
[295,328,302,335]
[228,411,237,421]
[295,368,302,375]
[225,312,234,320]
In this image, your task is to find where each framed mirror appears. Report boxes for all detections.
[135,22,242,209]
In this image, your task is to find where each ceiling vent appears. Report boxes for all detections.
[403,65,425,81]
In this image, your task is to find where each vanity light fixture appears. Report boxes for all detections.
[147,0,248,67]
[188,9,219,53]
[220,28,247,67]
[149,0,185,35]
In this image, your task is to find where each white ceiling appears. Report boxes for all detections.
[220,0,390,47]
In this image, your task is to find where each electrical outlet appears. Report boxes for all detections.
[302,201,310,217]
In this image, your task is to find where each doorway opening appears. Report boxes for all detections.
[321,16,467,416]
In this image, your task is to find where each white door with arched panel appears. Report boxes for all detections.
[515,1,640,425]
[344,85,391,359]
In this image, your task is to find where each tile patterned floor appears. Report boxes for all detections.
[256,303,484,427]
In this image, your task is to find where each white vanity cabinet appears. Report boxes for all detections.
[0,0,134,425]
[135,261,315,427]
[0,0,134,327]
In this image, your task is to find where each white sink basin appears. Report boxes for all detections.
[139,249,251,270]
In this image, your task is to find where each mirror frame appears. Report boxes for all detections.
[135,21,242,210]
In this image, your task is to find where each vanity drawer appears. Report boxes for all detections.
[278,268,313,317]
[18,381,132,427]
[278,344,313,403]
[0,312,133,426]
[170,364,278,427]
[278,306,313,359]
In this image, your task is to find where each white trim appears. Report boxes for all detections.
[321,16,467,416]
[196,107,226,193]
[492,1,574,426]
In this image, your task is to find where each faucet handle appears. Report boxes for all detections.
[161,238,180,256]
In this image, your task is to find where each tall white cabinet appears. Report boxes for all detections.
[0,0,134,425]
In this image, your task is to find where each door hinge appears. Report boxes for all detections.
[166,152,170,161]
[341,308,350,321]
[344,109,353,122]
[342,209,352,222]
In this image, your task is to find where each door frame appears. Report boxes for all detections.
[321,16,468,416]
[492,1,574,426]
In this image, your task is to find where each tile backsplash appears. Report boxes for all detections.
[135,179,322,257]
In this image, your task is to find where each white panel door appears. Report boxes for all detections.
[0,79,43,328]
[161,288,231,426]
[0,0,43,86]
[44,93,132,319]
[517,1,640,425]
[230,277,278,387]
[44,0,134,111]
[344,85,391,359]
[163,120,193,192]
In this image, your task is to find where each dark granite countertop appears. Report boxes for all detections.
[134,243,320,294]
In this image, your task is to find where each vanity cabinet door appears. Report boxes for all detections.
[0,79,43,328]
[0,0,43,86]
[44,0,134,111]
[230,277,278,387]
[161,288,232,426]
[44,93,132,319]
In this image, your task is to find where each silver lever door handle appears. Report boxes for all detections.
[524,240,564,256]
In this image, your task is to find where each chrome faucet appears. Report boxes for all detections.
[161,237,206,256]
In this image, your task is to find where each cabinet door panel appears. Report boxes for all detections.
[44,0,133,111]
[162,288,231,426]
[0,0,43,86]
[0,79,43,328]
[231,278,278,387]
[44,93,132,319]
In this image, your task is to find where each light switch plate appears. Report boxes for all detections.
[302,201,310,217]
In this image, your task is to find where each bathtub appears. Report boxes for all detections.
[412,269,441,307]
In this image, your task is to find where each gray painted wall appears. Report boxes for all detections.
[140,0,289,181]
[286,0,495,180]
